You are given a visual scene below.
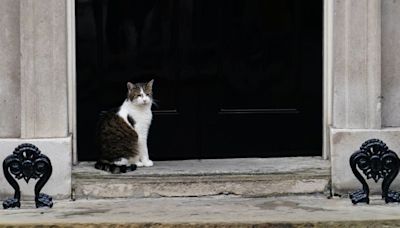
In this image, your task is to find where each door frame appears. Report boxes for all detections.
[68,0,331,164]
[67,0,78,164]
[323,0,333,160]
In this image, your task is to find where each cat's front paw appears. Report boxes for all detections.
[135,161,144,167]
[142,160,153,167]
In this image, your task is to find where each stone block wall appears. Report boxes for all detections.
[0,0,71,199]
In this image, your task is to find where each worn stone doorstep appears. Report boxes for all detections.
[73,157,331,199]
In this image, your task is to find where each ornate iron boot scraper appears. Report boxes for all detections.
[3,143,53,209]
[350,139,400,204]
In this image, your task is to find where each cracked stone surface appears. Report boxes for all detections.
[1,195,400,227]
[74,157,329,177]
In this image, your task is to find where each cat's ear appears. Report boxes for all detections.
[146,79,154,90]
[127,82,135,91]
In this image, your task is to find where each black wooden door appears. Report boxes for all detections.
[76,0,322,161]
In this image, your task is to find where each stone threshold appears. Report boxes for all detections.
[73,157,330,199]
[1,195,400,227]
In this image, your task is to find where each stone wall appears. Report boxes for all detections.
[0,0,71,199]
[382,0,400,127]
[330,0,400,195]
[331,0,381,130]
[0,0,21,138]
[20,0,68,138]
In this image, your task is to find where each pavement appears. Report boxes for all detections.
[1,195,400,227]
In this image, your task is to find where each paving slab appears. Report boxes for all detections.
[1,195,400,227]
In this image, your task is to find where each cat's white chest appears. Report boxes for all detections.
[118,101,152,140]
[130,108,152,138]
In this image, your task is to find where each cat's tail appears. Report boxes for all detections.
[94,161,137,174]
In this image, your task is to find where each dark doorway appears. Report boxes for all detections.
[76,0,322,161]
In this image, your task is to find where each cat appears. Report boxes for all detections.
[95,79,154,173]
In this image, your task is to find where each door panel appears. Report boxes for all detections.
[76,0,322,161]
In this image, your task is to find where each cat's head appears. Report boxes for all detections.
[126,79,154,106]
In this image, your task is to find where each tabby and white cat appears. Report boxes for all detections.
[95,80,154,173]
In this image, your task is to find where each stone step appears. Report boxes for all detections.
[72,157,330,199]
[1,195,400,227]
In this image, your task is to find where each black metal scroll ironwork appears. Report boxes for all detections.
[350,139,400,204]
[3,143,53,209]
